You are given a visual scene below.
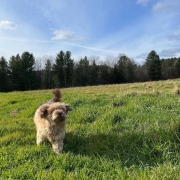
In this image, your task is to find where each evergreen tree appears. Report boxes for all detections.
[125,58,136,82]
[0,57,10,92]
[89,60,98,85]
[64,51,74,87]
[111,64,118,84]
[73,62,81,86]
[74,56,89,86]
[9,52,35,90]
[53,51,74,87]
[44,59,53,89]
[97,64,110,84]
[9,54,22,90]
[174,58,180,78]
[115,55,130,83]
[53,51,65,87]
[20,52,36,90]
[146,50,161,81]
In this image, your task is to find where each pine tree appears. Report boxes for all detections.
[53,51,65,87]
[9,54,22,90]
[98,64,110,84]
[44,59,53,89]
[77,56,89,86]
[20,52,36,90]
[0,57,10,92]
[64,51,74,87]
[174,58,180,78]
[89,60,98,85]
[116,55,127,83]
[146,50,161,81]
[74,57,88,86]
[9,52,35,90]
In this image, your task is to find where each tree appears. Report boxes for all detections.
[9,52,35,90]
[145,50,161,81]
[74,56,89,86]
[53,51,65,87]
[9,54,22,90]
[64,51,74,87]
[44,59,53,89]
[115,55,133,83]
[0,57,10,92]
[89,60,98,85]
[174,58,180,78]
[34,57,44,89]
[134,64,149,82]
[20,52,36,90]
[53,51,74,87]
[98,63,110,85]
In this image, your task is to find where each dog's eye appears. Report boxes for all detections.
[51,109,56,113]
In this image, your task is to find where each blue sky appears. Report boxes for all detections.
[0,0,180,64]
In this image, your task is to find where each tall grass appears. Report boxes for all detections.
[0,79,180,179]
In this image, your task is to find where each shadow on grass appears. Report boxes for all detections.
[64,126,180,167]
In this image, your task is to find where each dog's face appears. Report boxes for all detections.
[39,102,72,123]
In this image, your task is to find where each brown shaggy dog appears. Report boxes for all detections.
[34,89,72,154]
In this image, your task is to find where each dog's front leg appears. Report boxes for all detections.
[36,130,46,145]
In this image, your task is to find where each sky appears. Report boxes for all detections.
[0,0,180,64]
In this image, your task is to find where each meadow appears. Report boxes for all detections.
[0,79,180,179]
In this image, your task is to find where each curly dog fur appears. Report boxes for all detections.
[34,89,72,154]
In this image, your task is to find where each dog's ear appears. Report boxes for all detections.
[39,105,49,118]
[65,104,72,113]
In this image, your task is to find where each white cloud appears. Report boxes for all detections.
[0,20,19,30]
[136,0,149,6]
[135,52,148,59]
[160,47,180,57]
[168,33,180,41]
[152,0,180,14]
[153,2,174,12]
[52,30,85,42]
[153,0,180,14]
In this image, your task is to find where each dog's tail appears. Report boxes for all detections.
[46,89,62,104]
[52,89,62,102]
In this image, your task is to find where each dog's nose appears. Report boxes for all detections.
[58,111,63,116]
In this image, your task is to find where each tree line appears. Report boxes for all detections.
[0,50,180,92]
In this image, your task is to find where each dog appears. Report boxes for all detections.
[34,89,72,154]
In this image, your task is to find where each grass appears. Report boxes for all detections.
[0,79,180,179]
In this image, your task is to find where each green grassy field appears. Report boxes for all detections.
[0,80,180,179]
